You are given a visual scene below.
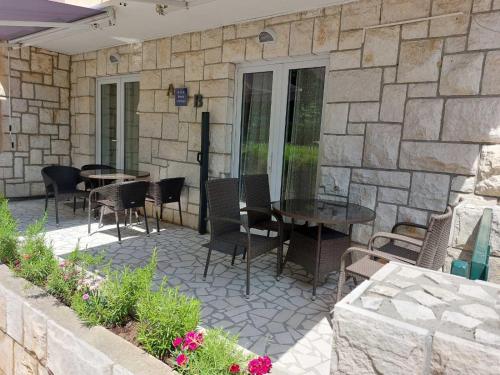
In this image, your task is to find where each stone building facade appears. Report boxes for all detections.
[0,0,499,267]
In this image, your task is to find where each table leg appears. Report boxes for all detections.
[312,223,322,300]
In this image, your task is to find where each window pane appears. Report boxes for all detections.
[100,83,117,168]
[124,81,139,170]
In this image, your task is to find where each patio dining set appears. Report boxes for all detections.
[40,165,454,301]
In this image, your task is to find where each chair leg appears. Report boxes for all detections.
[54,196,59,225]
[160,204,163,220]
[143,206,149,235]
[115,211,121,243]
[124,209,128,227]
[135,210,141,224]
[73,196,77,214]
[242,249,246,260]
[203,243,213,280]
[231,246,237,266]
[44,194,48,212]
[99,206,105,228]
[178,201,183,226]
[336,270,346,303]
[87,201,92,234]
[246,247,251,299]
[155,207,160,234]
[277,242,283,280]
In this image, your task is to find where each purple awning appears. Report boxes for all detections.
[0,0,105,41]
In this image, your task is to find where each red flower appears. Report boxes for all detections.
[229,363,240,373]
[172,337,183,348]
[248,356,272,375]
[183,331,204,351]
[176,353,189,367]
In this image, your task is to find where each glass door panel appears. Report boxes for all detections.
[281,67,325,200]
[124,81,139,170]
[100,83,117,168]
[238,71,273,198]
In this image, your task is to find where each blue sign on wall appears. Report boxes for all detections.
[175,87,188,106]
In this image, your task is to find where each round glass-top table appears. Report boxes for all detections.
[272,199,375,299]
[80,169,150,182]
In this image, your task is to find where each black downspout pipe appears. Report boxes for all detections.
[197,112,210,234]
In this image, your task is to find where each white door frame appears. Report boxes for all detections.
[96,74,140,169]
[232,55,329,200]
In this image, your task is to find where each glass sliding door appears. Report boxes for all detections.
[97,75,139,169]
[234,59,327,201]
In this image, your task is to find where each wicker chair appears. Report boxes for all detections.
[81,164,115,211]
[87,180,150,243]
[147,177,185,233]
[242,174,291,241]
[336,206,453,302]
[41,166,87,224]
[205,178,284,298]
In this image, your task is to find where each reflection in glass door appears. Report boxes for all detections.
[97,75,139,170]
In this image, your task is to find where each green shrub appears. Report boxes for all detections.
[16,215,57,287]
[137,283,201,359]
[176,329,249,375]
[72,251,157,327]
[0,198,18,265]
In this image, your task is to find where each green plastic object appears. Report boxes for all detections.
[470,208,492,281]
[451,259,469,278]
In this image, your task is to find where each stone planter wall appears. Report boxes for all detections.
[333,262,500,374]
[0,265,173,375]
[0,47,71,197]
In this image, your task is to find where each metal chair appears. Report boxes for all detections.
[41,165,87,224]
[87,180,150,243]
[147,177,185,233]
[336,206,453,302]
[205,178,284,298]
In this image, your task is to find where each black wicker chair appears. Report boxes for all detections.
[205,178,284,298]
[81,164,116,212]
[147,177,185,233]
[242,174,291,241]
[41,166,87,224]
[87,180,150,243]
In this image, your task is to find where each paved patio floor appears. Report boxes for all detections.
[9,199,353,375]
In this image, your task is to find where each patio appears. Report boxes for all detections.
[9,198,348,375]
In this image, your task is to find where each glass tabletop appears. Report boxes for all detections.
[272,199,375,225]
[80,169,150,180]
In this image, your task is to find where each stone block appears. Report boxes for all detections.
[53,69,69,88]
[381,0,431,23]
[374,203,398,233]
[208,97,232,124]
[139,113,162,138]
[245,38,262,61]
[222,39,245,63]
[51,140,70,155]
[347,123,366,135]
[236,20,265,38]
[204,63,235,80]
[157,38,171,69]
[319,166,350,197]
[439,53,484,96]
[201,28,223,49]
[223,25,235,40]
[442,98,500,143]
[185,52,204,81]
[313,15,340,53]
[162,113,179,140]
[21,83,34,99]
[397,39,443,83]
[349,102,379,122]
[324,103,348,134]
[0,330,13,375]
[21,113,38,134]
[14,343,38,374]
[482,51,500,95]
[34,85,58,102]
[400,142,479,175]
[401,21,428,39]
[431,332,500,375]
[161,67,184,88]
[263,24,290,59]
[475,144,500,197]
[363,26,400,67]
[349,183,377,210]
[339,30,363,50]
[4,287,23,344]
[329,50,361,70]
[140,70,161,90]
[444,36,467,53]
[352,169,410,188]
[205,47,222,64]
[451,176,476,193]
[328,68,382,102]
[363,123,401,169]
[403,98,443,140]
[200,79,233,98]
[158,141,187,162]
[380,84,407,123]
[289,20,314,56]
[142,40,157,70]
[409,172,450,211]
[171,33,190,53]
[430,0,472,36]
[473,0,492,12]
[378,187,408,205]
[351,223,374,245]
[469,12,500,50]
[341,0,381,30]
[31,53,52,74]
[407,83,437,98]
[322,135,364,167]
[383,67,396,83]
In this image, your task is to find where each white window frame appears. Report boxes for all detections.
[232,55,329,201]
[96,74,140,169]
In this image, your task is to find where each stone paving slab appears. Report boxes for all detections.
[9,199,351,375]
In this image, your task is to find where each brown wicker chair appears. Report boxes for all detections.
[147,177,185,233]
[242,174,291,241]
[87,180,150,243]
[336,206,453,302]
[205,178,284,298]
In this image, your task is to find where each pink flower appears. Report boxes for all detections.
[183,331,203,351]
[172,337,183,348]
[176,353,188,367]
[59,261,66,268]
[82,293,90,301]
[248,356,272,375]
[229,363,241,373]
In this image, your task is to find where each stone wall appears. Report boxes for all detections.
[69,0,500,244]
[0,47,71,197]
[0,265,172,375]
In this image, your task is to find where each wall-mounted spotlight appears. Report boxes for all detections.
[109,53,120,64]
[258,29,276,43]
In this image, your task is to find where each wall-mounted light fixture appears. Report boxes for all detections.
[258,29,276,43]
[109,53,120,64]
